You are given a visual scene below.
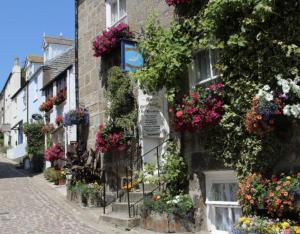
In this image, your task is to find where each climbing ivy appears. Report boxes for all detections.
[24,122,44,156]
[136,0,300,176]
[106,66,137,130]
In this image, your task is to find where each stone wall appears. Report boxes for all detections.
[77,0,173,149]
[78,0,107,148]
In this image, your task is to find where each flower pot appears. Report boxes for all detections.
[54,180,59,185]
[80,194,88,207]
[58,178,66,185]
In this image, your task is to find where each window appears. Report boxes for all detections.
[106,0,127,27]
[204,171,242,234]
[189,49,219,89]
[45,84,53,100]
[56,76,66,93]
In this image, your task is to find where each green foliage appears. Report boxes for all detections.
[134,15,200,101]
[24,122,44,156]
[143,193,193,216]
[200,0,300,176]
[106,66,137,130]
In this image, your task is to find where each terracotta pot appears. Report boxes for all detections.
[58,178,66,185]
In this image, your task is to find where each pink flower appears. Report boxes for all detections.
[176,110,183,118]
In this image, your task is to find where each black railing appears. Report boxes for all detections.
[102,136,170,217]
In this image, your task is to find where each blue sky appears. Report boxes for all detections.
[0,0,75,90]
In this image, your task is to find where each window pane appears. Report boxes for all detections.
[119,0,126,18]
[215,207,230,231]
[195,50,211,82]
[232,208,242,224]
[209,183,238,201]
[111,2,118,24]
[211,50,220,77]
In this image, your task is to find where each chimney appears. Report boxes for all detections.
[14,57,19,66]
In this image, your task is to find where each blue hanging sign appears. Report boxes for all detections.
[121,40,144,72]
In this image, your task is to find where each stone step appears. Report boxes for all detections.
[99,212,140,229]
[120,191,153,203]
[111,202,132,214]
[142,183,158,192]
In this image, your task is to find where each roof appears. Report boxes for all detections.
[43,35,74,48]
[26,55,43,63]
[42,47,75,89]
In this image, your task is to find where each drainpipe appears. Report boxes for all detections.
[75,0,79,143]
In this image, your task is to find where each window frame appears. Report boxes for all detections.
[56,76,67,93]
[106,0,127,28]
[189,49,220,89]
[204,170,241,234]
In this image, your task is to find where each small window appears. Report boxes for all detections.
[45,84,53,100]
[56,76,66,93]
[189,49,220,89]
[106,0,127,27]
[204,171,242,234]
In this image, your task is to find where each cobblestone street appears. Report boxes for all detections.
[0,156,123,234]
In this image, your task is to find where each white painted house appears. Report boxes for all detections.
[2,59,22,149]
[41,36,76,154]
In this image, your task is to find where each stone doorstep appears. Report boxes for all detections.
[120,191,153,203]
[99,212,140,229]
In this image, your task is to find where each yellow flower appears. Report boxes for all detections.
[281,222,290,229]
[286,176,291,180]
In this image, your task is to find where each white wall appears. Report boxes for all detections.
[3,59,21,147]
[28,69,44,123]
[44,44,72,63]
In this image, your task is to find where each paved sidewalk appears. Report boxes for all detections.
[0,155,129,234]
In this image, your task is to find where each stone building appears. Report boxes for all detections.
[76,1,245,233]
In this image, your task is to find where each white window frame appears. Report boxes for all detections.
[106,0,127,28]
[204,170,241,234]
[189,49,219,89]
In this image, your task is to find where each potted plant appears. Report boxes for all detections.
[58,169,66,185]
[44,144,65,167]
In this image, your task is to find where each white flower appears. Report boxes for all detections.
[283,105,290,116]
[265,93,273,101]
[263,85,270,91]
[276,74,283,81]
[282,84,290,94]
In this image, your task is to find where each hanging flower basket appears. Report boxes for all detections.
[64,108,89,126]
[39,98,54,112]
[95,122,128,153]
[174,83,224,132]
[93,23,134,57]
[165,0,191,6]
[44,144,65,162]
[55,115,63,126]
[41,123,55,135]
[53,89,66,106]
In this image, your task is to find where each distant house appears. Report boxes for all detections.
[41,36,76,155]
[1,59,22,152]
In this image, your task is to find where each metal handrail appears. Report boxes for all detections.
[102,136,171,216]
